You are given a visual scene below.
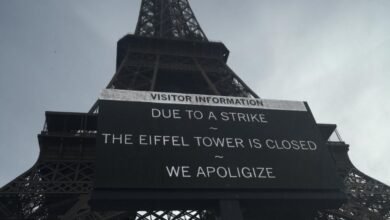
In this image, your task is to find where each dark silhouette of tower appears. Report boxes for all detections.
[104,0,258,98]
[0,0,389,219]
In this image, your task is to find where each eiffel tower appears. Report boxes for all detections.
[1,0,389,219]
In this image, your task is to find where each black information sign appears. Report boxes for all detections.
[94,90,341,191]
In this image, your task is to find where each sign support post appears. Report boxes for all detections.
[220,200,243,220]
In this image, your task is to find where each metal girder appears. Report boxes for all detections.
[107,48,255,97]
[315,142,390,220]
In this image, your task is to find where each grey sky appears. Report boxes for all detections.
[0,0,389,187]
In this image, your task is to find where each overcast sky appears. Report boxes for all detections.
[0,0,389,187]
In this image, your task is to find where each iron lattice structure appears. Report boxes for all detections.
[135,0,207,41]
[1,0,389,219]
